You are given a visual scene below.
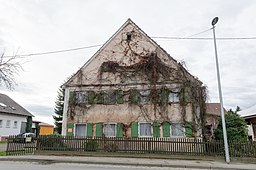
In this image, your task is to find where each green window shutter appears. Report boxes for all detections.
[131,122,138,137]
[67,123,74,136]
[163,121,170,137]
[160,88,169,104]
[88,91,95,104]
[96,123,103,137]
[185,122,193,137]
[184,87,191,103]
[153,122,160,137]
[130,89,139,104]
[95,92,104,104]
[69,91,76,105]
[116,123,123,137]
[116,90,124,104]
[86,123,93,138]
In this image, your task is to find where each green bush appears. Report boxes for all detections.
[84,139,98,151]
[38,135,65,150]
[104,141,118,152]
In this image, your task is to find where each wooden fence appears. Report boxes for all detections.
[6,135,256,158]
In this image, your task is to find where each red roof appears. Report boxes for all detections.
[206,103,226,116]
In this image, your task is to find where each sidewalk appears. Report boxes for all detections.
[0,155,255,170]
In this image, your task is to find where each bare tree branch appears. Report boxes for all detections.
[0,52,23,90]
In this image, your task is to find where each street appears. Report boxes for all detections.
[0,161,204,170]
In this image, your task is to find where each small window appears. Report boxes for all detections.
[126,33,132,41]
[139,122,152,137]
[169,92,179,102]
[139,90,151,104]
[103,91,116,105]
[0,120,2,128]
[13,121,18,129]
[76,92,88,104]
[75,124,87,137]
[6,120,11,128]
[103,123,116,137]
[171,123,184,137]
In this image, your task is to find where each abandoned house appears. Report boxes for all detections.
[61,19,208,139]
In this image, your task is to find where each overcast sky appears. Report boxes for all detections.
[0,0,256,125]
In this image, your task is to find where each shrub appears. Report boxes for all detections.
[84,139,98,151]
[38,135,65,150]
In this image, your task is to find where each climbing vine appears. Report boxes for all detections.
[67,32,207,139]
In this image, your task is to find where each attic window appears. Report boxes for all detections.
[0,103,6,107]
[126,33,132,41]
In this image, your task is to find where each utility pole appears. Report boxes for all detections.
[211,17,230,163]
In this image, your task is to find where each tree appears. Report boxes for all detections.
[0,53,23,89]
[26,116,32,133]
[215,106,248,141]
[53,87,64,134]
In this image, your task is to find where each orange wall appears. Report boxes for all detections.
[39,126,54,135]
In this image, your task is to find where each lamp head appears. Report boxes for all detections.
[212,17,219,26]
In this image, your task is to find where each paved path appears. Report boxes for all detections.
[0,155,256,170]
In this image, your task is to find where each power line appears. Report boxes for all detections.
[151,36,256,40]
[3,44,103,57]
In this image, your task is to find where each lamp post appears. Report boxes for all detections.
[211,17,230,163]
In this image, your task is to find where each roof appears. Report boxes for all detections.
[39,122,54,127]
[238,104,256,118]
[206,103,226,116]
[0,93,34,117]
[63,18,201,87]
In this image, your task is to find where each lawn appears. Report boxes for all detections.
[0,151,6,156]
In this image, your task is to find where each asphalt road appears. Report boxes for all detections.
[0,161,203,170]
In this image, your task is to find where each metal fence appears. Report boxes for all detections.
[6,135,256,158]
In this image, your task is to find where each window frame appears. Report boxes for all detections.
[6,120,11,128]
[139,90,151,104]
[74,123,87,137]
[138,122,153,137]
[168,91,180,103]
[103,123,117,137]
[13,121,18,129]
[170,122,185,138]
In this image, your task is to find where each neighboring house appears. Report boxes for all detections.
[62,19,207,139]
[0,93,34,141]
[239,105,256,141]
[32,121,54,136]
[204,103,226,140]
[39,122,54,135]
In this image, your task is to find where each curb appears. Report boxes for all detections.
[0,157,255,170]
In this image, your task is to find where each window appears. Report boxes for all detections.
[139,122,152,137]
[75,124,87,137]
[103,123,116,137]
[171,123,185,137]
[0,120,2,128]
[6,120,11,128]
[76,92,88,104]
[168,92,179,102]
[103,91,116,105]
[13,121,18,129]
[139,90,151,104]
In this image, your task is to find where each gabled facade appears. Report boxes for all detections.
[62,19,207,139]
[0,93,34,141]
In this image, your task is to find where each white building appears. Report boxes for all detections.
[0,93,34,141]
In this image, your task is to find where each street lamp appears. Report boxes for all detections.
[212,17,230,163]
